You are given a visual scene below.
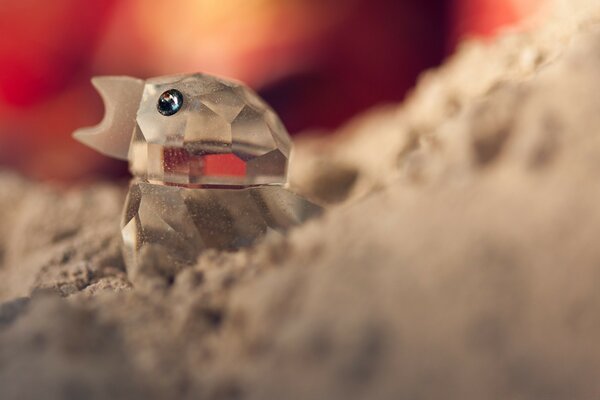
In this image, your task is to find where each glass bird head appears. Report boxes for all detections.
[73,74,292,187]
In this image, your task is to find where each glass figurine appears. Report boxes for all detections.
[73,74,322,277]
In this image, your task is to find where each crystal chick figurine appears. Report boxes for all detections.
[73,74,322,278]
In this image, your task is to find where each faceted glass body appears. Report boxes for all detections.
[122,180,322,277]
[128,74,291,186]
[73,73,322,276]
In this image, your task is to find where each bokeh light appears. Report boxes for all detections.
[0,0,543,181]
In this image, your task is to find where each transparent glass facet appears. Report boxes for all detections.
[121,180,322,274]
[129,74,290,186]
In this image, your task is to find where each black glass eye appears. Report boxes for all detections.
[157,89,183,116]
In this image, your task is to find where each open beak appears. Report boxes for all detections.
[73,76,145,160]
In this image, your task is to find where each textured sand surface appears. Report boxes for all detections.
[1,1,600,398]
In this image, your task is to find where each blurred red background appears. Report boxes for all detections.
[0,0,543,181]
